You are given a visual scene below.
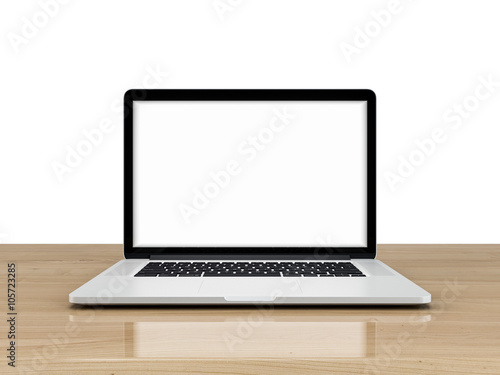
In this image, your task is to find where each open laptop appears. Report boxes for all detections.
[69,89,431,305]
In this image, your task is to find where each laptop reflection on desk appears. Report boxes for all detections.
[68,310,431,359]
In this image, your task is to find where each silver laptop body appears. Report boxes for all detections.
[70,89,431,305]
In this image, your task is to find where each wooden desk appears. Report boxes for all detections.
[1,245,499,374]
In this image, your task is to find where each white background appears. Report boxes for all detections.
[0,0,499,244]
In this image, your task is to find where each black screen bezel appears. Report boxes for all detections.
[124,89,376,260]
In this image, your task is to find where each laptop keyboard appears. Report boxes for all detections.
[134,262,365,277]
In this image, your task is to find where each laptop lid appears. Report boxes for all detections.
[124,89,376,260]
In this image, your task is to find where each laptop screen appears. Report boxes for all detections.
[133,101,367,248]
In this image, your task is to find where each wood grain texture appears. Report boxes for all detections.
[0,244,499,374]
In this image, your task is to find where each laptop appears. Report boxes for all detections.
[69,89,431,305]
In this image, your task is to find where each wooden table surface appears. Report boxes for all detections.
[1,244,499,374]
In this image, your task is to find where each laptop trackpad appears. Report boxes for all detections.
[198,278,302,300]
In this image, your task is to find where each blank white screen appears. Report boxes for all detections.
[133,101,366,247]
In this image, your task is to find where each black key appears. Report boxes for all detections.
[203,274,233,277]
[203,271,227,276]
[178,273,202,277]
[191,262,207,267]
[158,271,178,276]
[204,273,281,277]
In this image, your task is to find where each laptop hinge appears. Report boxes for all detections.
[149,255,351,261]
